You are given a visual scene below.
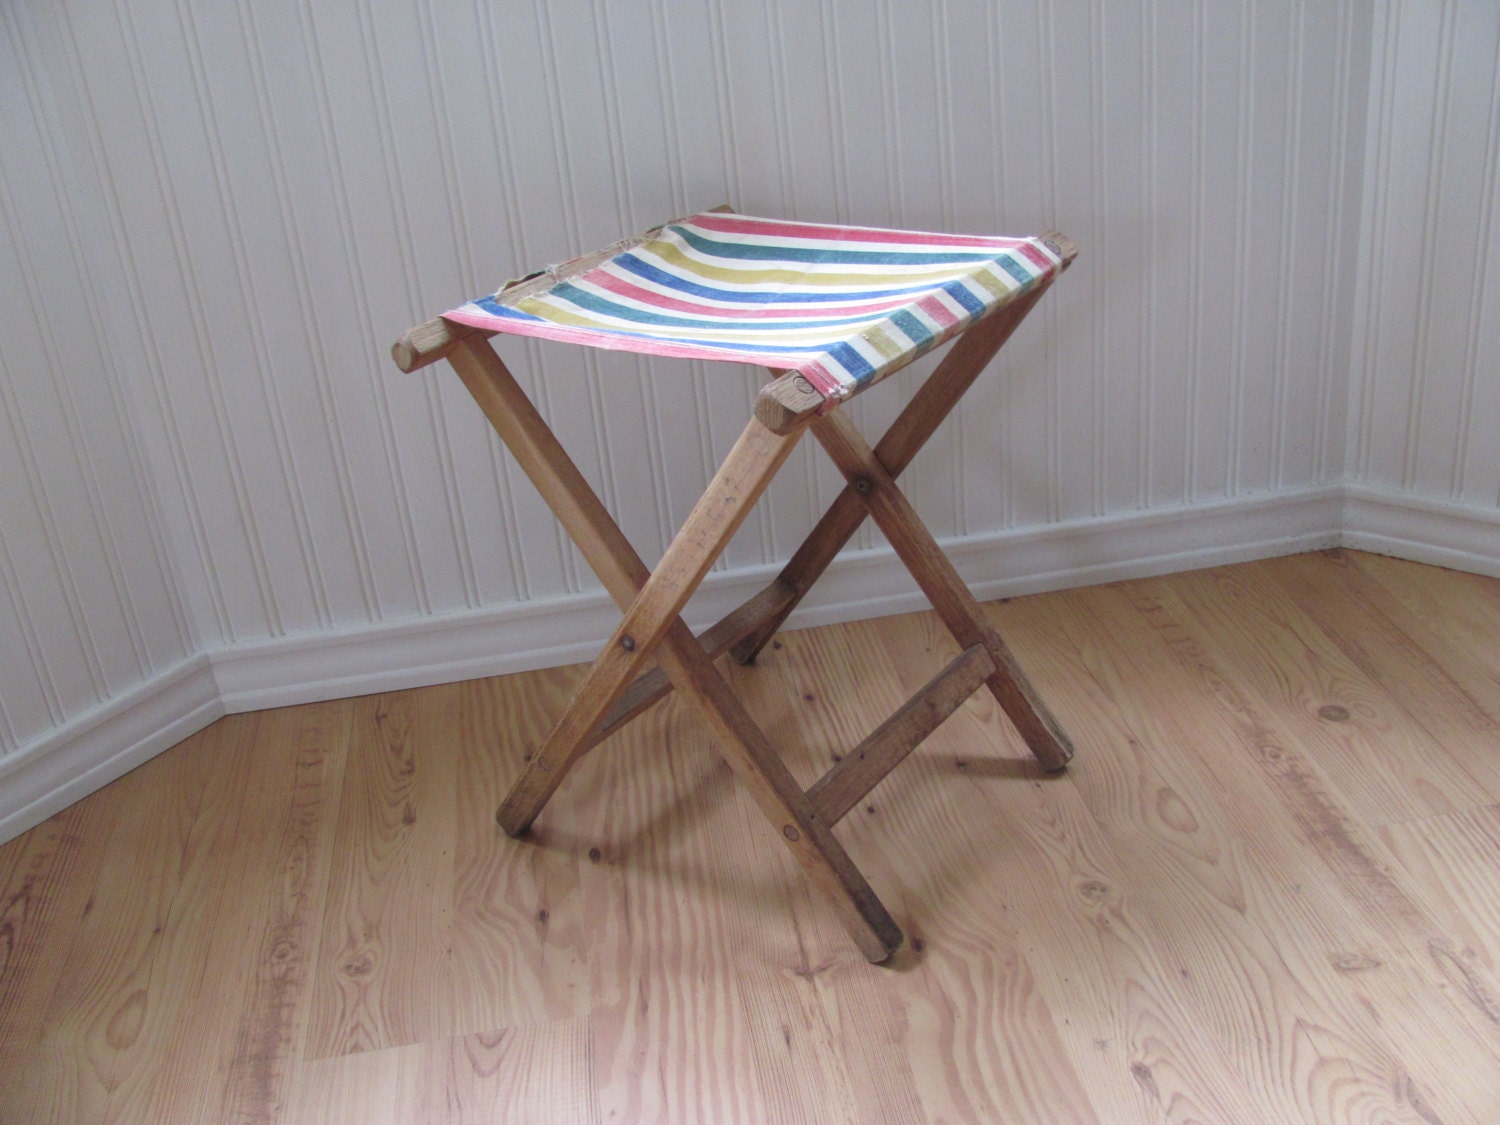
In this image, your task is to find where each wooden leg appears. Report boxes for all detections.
[494,412,801,834]
[812,409,1076,772]
[732,284,1055,664]
[447,339,651,606]
[650,625,904,962]
[452,336,803,818]
[448,340,792,751]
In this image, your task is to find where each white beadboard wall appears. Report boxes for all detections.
[0,0,1494,840]
[1343,1,1500,573]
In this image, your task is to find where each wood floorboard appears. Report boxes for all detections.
[209,700,354,1125]
[450,666,593,1036]
[1268,552,1500,799]
[994,582,1459,1123]
[2,550,1499,1122]
[1099,575,1500,1113]
[1378,805,1500,983]
[308,684,461,1060]
[1157,563,1490,825]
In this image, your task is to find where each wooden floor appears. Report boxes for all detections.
[3,549,1499,1123]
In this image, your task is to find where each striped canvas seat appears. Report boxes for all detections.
[443,212,1065,407]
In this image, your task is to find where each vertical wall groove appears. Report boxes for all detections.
[1316,0,1358,487]
[1087,0,1107,518]
[177,0,332,631]
[1184,3,1206,505]
[1138,0,1158,509]
[1271,5,1305,491]
[1399,2,1454,493]
[1353,2,1399,484]
[1347,0,1500,509]
[239,1,381,623]
[1451,18,1500,500]
[1226,4,1254,498]
[0,111,150,687]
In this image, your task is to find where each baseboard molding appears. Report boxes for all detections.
[210,485,1344,713]
[1341,484,1500,579]
[0,655,222,843]
[6,481,1496,845]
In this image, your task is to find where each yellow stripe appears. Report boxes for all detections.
[641,235,987,290]
[861,324,907,362]
[966,264,1019,302]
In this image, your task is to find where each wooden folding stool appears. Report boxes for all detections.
[392,211,1078,962]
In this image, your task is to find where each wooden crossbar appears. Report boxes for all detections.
[806,643,996,826]
[392,316,494,373]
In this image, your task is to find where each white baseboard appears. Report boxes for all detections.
[4,481,1494,845]
[1342,484,1500,579]
[0,655,222,843]
[210,485,1345,714]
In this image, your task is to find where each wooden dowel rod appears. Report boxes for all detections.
[392,317,495,373]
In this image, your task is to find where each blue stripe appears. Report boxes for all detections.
[614,253,939,304]
[471,301,545,322]
[671,225,1003,267]
[890,309,933,348]
[998,256,1036,287]
[942,280,985,317]
[825,342,875,382]
[546,282,882,333]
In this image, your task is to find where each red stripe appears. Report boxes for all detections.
[440,308,811,367]
[794,360,848,399]
[1017,240,1055,273]
[917,294,961,330]
[690,213,1029,251]
[584,268,921,320]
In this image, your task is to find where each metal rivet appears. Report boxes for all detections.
[782,825,801,842]
[853,476,873,495]
[620,635,636,652]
